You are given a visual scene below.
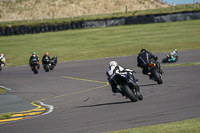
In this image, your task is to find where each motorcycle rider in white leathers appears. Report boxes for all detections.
[0,53,6,71]
[106,61,135,94]
[0,53,6,66]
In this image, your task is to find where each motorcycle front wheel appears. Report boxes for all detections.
[174,57,178,62]
[136,86,143,100]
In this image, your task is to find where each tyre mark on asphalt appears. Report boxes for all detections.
[0,76,109,124]
[37,76,109,101]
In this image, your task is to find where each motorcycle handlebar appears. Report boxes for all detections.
[132,70,136,73]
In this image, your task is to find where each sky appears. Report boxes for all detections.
[164,0,196,5]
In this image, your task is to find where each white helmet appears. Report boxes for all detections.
[0,54,3,59]
[109,61,118,69]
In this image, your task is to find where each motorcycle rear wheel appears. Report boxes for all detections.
[138,93,143,100]
[33,65,38,74]
[44,65,49,72]
[123,84,138,102]
[162,57,168,63]
[152,70,163,84]
[50,65,54,70]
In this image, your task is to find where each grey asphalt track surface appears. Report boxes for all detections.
[0,92,35,114]
[0,49,200,133]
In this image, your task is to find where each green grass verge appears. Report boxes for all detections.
[103,117,200,133]
[131,62,200,70]
[0,87,7,94]
[1,19,200,67]
[162,62,200,68]
[0,112,15,120]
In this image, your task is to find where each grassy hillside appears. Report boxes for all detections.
[0,19,200,67]
[0,0,169,22]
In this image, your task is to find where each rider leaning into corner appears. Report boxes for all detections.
[168,49,178,62]
[0,53,6,71]
[29,52,40,68]
[106,61,135,95]
[137,49,162,78]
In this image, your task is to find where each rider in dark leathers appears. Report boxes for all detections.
[42,52,50,66]
[137,49,161,76]
[29,52,40,69]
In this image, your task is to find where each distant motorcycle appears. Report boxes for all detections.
[162,54,178,63]
[147,61,163,84]
[49,55,57,70]
[43,55,57,72]
[0,59,5,71]
[112,71,143,102]
[30,60,40,74]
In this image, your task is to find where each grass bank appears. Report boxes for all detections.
[0,112,15,120]
[162,62,200,68]
[0,87,6,94]
[0,0,169,22]
[1,19,200,67]
[0,2,198,27]
[131,62,200,70]
[103,117,200,133]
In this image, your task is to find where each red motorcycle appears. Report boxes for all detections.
[147,61,163,84]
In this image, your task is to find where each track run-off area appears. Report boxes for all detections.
[0,49,200,133]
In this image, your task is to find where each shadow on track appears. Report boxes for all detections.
[139,83,157,87]
[77,101,132,108]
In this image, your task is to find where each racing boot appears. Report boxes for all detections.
[112,88,124,96]
[147,72,152,79]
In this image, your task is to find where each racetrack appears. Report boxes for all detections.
[0,49,200,133]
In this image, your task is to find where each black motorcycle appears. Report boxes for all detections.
[30,60,40,74]
[162,53,178,63]
[49,55,57,70]
[43,55,57,72]
[0,63,2,71]
[113,71,143,102]
[147,61,163,84]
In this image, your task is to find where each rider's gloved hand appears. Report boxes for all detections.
[155,57,158,61]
